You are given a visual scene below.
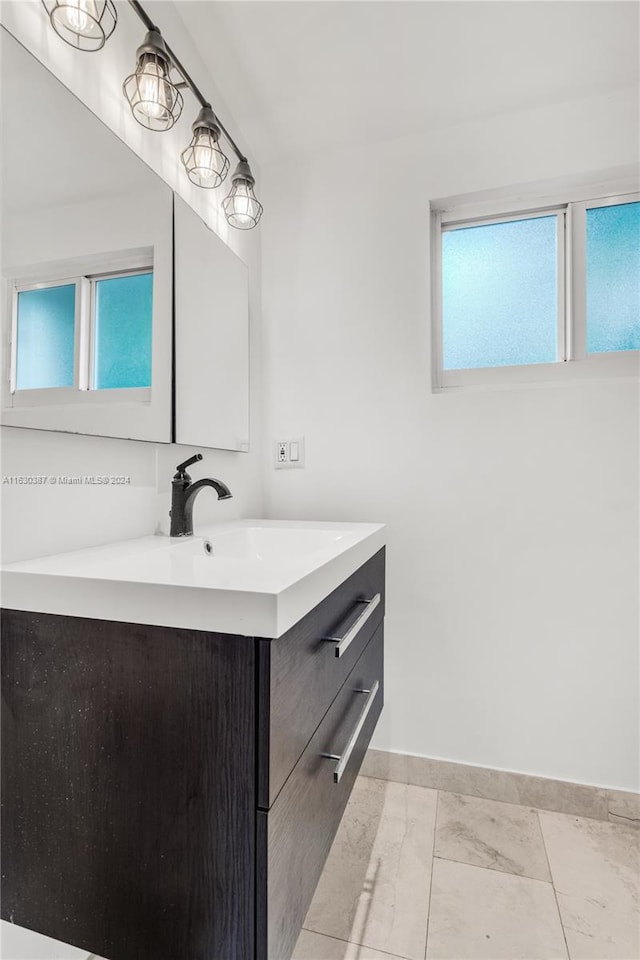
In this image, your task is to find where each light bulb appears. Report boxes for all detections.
[59,0,97,32]
[231,185,253,226]
[193,132,218,181]
[137,58,172,121]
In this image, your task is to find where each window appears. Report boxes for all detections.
[15,283,76,390]
[9,256,153,406]
[585,200,640,354]
[433,190,639,388]
[93,272,153,390]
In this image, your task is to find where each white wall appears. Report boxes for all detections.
[261,87,640,792]
[0,1,263,562]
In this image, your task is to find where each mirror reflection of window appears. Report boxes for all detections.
[15,283,76,389]
[12,262,153,398]
[93,271,153,389]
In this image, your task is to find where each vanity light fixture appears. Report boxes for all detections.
[223,161,264,229]
[42,0,263,228]
[42,0,117,52]
[181,106,230,189]
[123,28,183,131]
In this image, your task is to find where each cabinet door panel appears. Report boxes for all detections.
[258,548,385,808]
[257,624,384,960]
[1,610,255,960]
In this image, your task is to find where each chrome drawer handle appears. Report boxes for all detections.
[323,593,381,658]
[323,680,380,784]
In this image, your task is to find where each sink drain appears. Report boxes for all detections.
[203,540,213,555]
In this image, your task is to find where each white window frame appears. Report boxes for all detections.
[5,250,152,410]
[432,188,640,390]
[571,192,639,363]
[9,276,85,402]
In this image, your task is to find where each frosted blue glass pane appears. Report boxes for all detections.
[442,216,558,369]
[94,273,153,389]
[586,201,640,353]
[16,284,75,389]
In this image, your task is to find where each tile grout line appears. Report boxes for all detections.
[430,853,553,885]
[423,789,439,960]
[537,809,571,960]
[300,926,411,960]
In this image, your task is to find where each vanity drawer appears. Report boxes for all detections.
[257,548,385,808]
[257,623,383,960]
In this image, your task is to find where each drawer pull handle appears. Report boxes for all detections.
[324,593,381,658]
[323,680,380,784]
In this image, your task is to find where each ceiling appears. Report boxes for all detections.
[175,0,639,164]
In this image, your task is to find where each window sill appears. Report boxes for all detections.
[6,387,151,408]
[435,351,639,392]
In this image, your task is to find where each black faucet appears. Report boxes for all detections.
[170,454,232,537]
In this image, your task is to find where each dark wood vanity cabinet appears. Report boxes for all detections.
[1,548,385,960]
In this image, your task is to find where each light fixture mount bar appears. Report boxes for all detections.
[127,0,247,162]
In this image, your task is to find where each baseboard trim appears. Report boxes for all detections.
[360,749,639,826]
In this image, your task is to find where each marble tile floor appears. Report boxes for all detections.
[293,776,640,960]
[1,776,637,960]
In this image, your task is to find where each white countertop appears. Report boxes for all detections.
[1,519,386,638]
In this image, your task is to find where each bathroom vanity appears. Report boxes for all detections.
[1,521,385,960]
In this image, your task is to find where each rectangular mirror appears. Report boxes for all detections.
[174,195,249,452]
[1,27,250,452]
[1,27,173,443]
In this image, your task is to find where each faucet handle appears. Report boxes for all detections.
[173,453,203,480]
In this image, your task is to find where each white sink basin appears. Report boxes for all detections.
[1,519,386,638]
[196,525,349,561]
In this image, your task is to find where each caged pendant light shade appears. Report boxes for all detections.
[223,161,263,230]
[181,106,230,189]
[123,29,183,131]
[42,0,117,52]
